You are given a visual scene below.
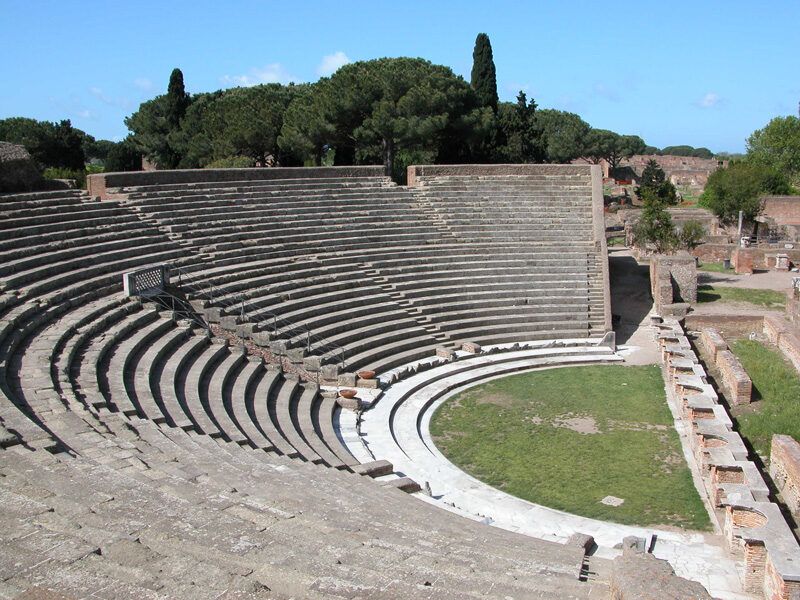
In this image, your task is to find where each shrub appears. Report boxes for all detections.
[678,220,706,250]
[700,161,792,222]
[204,156,255,168]
[43,167,86,189]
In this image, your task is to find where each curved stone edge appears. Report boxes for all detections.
[354,341,748,598]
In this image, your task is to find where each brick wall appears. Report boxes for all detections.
[770,435,800,517]
[716,349,752,405]
[699,327,728,362]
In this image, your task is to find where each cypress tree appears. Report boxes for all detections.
[470,33,498,112]
[166,68,189,128]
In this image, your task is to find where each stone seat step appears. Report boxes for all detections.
[433,310,589,332]
[8,247,189,303]
[296,384,347,469]
[284,306,413,346]
[148,201,426,224]
[333,332,443,373]
[317,395,359,467]
[158,331,210,430]
[398,280,590,299]
[0,209,146,239]
[179,338,228,437]
[273,376,322,463]
[249,367,297,456]
[1,239,180,290]
[0,233,168,279]
[307,315,430,355]
[383,267,590,285]
[81,306,159,410]
[442,320,592,344]
[122,177,392,198]
[108,314,178,416]
[205,349,249,445]
[136,322,193,424]
[0,219,162,255]
[0,188,86,204]
[231,356,275,450]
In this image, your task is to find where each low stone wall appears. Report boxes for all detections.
[699,327,728,362]
[656,318,800,598]
[716,349,752,405]
[87,166,387,200]
[731,247,800,274]
[406,163,594,188]
[770,435,800,517]
[650,253,697,316]
[692,242,735,264]
[763,315,800,372]
[685,315,765,339]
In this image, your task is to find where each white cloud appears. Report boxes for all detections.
[316,51,350,76]
[89,86,133,109]
[696,92,722,109]
[133,77,153,91]
[220,63,297,87]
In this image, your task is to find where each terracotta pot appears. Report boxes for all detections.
[339,389,358,399]
[357,370,376,380]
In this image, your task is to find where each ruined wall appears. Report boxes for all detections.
[761,196,800,226]
[770,435,800,517]
[650,253,697,317]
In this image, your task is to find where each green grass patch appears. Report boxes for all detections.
[607,236,626,247]
[697,262,733,274]
[430,365,710,530]
[697,285,786,308]
[730,340,800,459]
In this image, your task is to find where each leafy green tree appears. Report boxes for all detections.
[104,139,141,172]
[0,117,86,170]
[470,33,498,112]
[632,189,677,254]
[125,95,172,166]
[202,84,301,165]
[495,92,545,163]
[127,69,193,169]
[700,161,792,222]
[83,138,116,163]
[166,68,190,128]
[278,82,336,166]
[585,129,646,175]
[310,58,490,176]
[747,116,800,185]
[661,145,714,159]
[536,109,592,163]
[637,159,678,205]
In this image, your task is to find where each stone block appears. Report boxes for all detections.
[567,533,595,552]
[219,315,239,330]
[320,364,339,383]
[303,356,321,372]
[356,377,379,389]
[336,396,361,411]
[268,340,287,356]
[337,372,357,387]
[436,346,454,360]
[462,341,482,354]
[250,331,272,347]
[285,348,305,364]
[622,536,646,556]
[353,460,394,478]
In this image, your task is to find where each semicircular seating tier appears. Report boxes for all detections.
[0,166,632,598]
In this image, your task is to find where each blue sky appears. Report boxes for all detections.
[2,0,798,153]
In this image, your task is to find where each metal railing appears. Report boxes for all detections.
[169,263,346,368]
